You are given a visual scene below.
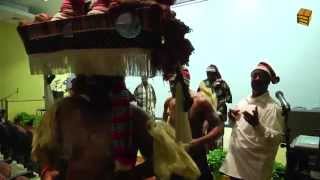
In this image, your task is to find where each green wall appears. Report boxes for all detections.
[0,22,44,120]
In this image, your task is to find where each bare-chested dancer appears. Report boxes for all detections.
[163,68,223,180]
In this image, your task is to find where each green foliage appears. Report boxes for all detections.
[207,148,286,180]
[207,148,226,175]
[15,112,43,127]
[272,162,286,180]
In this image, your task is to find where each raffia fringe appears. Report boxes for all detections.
[28,48,155,77]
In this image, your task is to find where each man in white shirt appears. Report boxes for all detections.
[220,62,284,180]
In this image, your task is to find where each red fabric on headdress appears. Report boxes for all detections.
[181,67,190,81]
[163,67,190,83]
[91,0,112,12]
[255,62,280,84]
[60,0,85,15]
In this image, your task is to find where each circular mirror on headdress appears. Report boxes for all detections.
[115,12,142,39]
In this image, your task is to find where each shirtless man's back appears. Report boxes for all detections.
[164,92,223,180]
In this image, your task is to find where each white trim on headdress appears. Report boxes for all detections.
[206,66,217,72]
[28,48,153,77]
[254,60,280,84]
[255,65,272,77]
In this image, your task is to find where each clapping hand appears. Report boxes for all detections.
[243,106,259,127]
[228,109,240,122]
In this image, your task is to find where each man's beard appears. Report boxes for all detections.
[251,81,268,93]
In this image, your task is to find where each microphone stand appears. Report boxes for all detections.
[281,106,292,180]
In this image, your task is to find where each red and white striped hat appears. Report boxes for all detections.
[255,61,280,84]
[164,66,190,85]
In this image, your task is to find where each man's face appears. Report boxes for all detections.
[169,79,191,97]
[251,69,270,93]
[169,80,176,97]
[207,72,217,82]
[141,77,148,85]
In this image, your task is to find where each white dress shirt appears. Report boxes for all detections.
[220,92,284,180]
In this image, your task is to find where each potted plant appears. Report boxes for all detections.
[15,112,43,127]
[272,162,285,180]
[207,148,227,180]
[207,148,286,180]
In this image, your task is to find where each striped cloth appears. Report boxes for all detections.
[111,81,136,171]
[60,0,85,15]
[133,84,156,119]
